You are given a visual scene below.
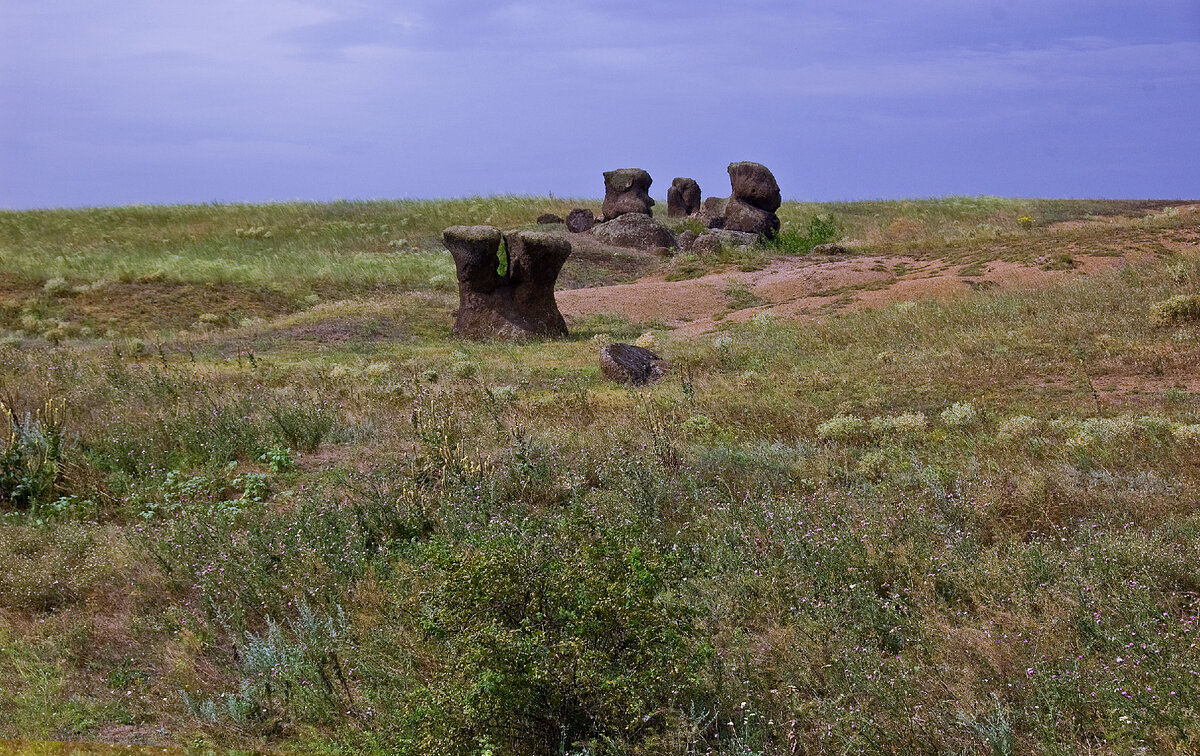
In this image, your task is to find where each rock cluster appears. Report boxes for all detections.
[667,177,701,217]
[601,168,655,220]
[600,343,668,385]
[443,225,571,340]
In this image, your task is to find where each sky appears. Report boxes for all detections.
[2,0,1199,209]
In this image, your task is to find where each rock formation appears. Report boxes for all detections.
[697,162,781,237]
[723,162,781,238]
[667,177,701,217]
[591,213,677,250]
[566,208,596,233]
[601,168,655,220]
[537,213,563,225]
[600,343,668,385]
[443,225,571,340]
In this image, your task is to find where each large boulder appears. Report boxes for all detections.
[601,168,655,219]
[698,196,728,229]
[723,197,780,237]
[667,177,701,217]
[727,161,781,212]
[600,343,668,385]
[692,229,759,255]
[591,213,677,250]
[443,226,571,340]
[565,208,596,233]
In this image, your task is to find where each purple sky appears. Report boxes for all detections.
[3,1,1199,209]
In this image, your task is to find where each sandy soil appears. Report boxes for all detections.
[557,250,1154,337]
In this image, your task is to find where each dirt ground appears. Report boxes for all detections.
[557,208,1200,337]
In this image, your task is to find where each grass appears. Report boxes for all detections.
[1,196,1199,754]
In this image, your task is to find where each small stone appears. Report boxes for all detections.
[811,242,850,255]
[600,343,668,385]
[537,213,563,225]
[566,208,596,233]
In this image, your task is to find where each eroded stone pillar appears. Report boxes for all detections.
[443,226,571,339]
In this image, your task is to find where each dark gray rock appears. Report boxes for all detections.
[667,177,701,217]
[676,229,698,252]
[565,208,596,233]
[600,343,668,385]
[591,213,677,250]
[699,196,728,229]
[728,161,781,212]
[443,226,571,340]
[692,229,760,255]
[723,197,780,238]
[601,168,655,219]
[537,213,563,225]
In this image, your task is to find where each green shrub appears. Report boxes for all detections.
[269,398,335,452]
[186,601,353,728]
[1,398,65,511]
[392,518,706,755]
[769,213,841,254]
[1149,294,1200,326]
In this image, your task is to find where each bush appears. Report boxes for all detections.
[1,398,65,511]
[817,415,868,443]
[391,518,706,755]
[939,401,980,428]
[1149,294,1200,326]
[770,213,842,254]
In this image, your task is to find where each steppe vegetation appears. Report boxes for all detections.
[1,196,1198,754]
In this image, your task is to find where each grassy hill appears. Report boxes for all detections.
[1,197,1198,754]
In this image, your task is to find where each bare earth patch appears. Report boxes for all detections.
[558,213,1200,337]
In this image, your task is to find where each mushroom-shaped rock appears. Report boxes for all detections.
[444,225,504,293]
[600,343,668,385]
[591,213,677,250]
[723,162,782,237]
[566,208,596,233]
[667,177,701,217]
[602,168,655,220]
[443,225,571,340]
